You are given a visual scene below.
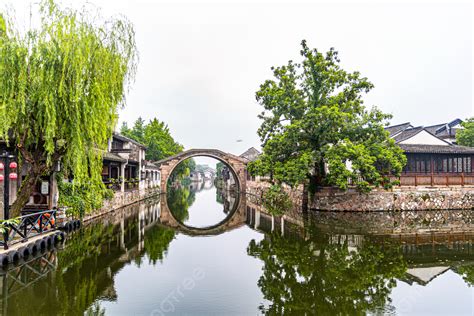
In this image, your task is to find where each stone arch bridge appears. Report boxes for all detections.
[155,149,248,193]
[159,192,248,236]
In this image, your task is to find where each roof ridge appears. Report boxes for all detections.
[385,122,412,129]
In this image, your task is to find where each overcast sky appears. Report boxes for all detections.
[3,0,473,155]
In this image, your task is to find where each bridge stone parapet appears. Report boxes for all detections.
[155,149,248,193]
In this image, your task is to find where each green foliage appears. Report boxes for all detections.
[0,14,6,37]
[0,218,20,234]
[4,199,178,315]
[248,230,407,314]
[249,40,406,193]
[58,178,112,218]
[0,0,137,216]
[455,264,474,286]
[262,185,292,216]
[144,225,176,264]
[85,303,106,316]
[456,118,474,147]
[166,186,196,222]
[122,117,195,180]
[121,117,182,161]
[216,162,225,177]
[121,117,146,144]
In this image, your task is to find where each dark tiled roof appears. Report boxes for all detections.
[399,144,474,154]
[240,147,261,161]
[424,123,444,135]
[103,151,127,162]
[113,133,147,149]
[385,122,413,137]
[392,126,424,143]
[425,119,463,138]
[144,161,160,170]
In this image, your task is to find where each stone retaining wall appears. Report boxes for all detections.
[246,180,305,218]
[83,187,160,222]
[247,180,474,212]
[312,186,474,211]
[311,209,474,234]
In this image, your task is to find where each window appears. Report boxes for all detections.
[409,156,416,172]
[112,139,124,150]
[436,157,443,173]
[420,160,425,173]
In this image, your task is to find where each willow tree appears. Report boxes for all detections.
[0,1,137,217]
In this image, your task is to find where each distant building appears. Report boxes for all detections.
[240,147,261,162]
[425,119,464,144]
[240,147,261,183]
[385,119,474,186]
[189,171,202,182]
[102,133,160,192]
[389,119,464,145]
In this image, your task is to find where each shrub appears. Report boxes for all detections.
[262,185,293,216]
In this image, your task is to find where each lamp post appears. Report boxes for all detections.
[0,152,16,220]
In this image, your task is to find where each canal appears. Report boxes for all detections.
[1,181,473,315]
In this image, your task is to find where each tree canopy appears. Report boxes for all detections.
[248,40,406,193]
[456,118,474,147]
[0,0,137,216]
[121,117,184,161]
[121,117,195,180]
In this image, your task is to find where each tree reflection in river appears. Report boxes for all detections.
[247,227,407,315]
[2,196,473,315]
[3,199,175,315]
[166,185,195,223]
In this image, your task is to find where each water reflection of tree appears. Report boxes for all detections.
[247,230,407,315]
[5,204,176,315]
[454,264,474,286]
[167,186,196,222]
[144,225,176,264]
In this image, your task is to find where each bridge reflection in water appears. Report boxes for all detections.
[1,191,473,315]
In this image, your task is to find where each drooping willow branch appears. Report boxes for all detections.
[0,0,138,216]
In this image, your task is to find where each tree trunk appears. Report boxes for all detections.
[9,169,43,218]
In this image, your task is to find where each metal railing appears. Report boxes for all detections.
[1,210,57,250]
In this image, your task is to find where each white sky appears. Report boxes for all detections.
[2,0,473,155]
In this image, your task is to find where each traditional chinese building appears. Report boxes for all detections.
[102,133,160,192]
[386,119,474,186]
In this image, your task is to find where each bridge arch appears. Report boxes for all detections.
[155,149,248,193]
[159,191,247,236]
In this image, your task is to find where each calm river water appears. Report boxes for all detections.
[1,181,473,315]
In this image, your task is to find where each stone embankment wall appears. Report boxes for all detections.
[312,186,474,211]
[311,208,473,234]
[245,180,305,218]
[247,180,474,212]
[83,187,160,222]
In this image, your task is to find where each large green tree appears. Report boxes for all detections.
[121,117,195,180]
[0,1,137,217]
[248,40,406,194]
[121,117,183,161]
[456,118,474,147]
